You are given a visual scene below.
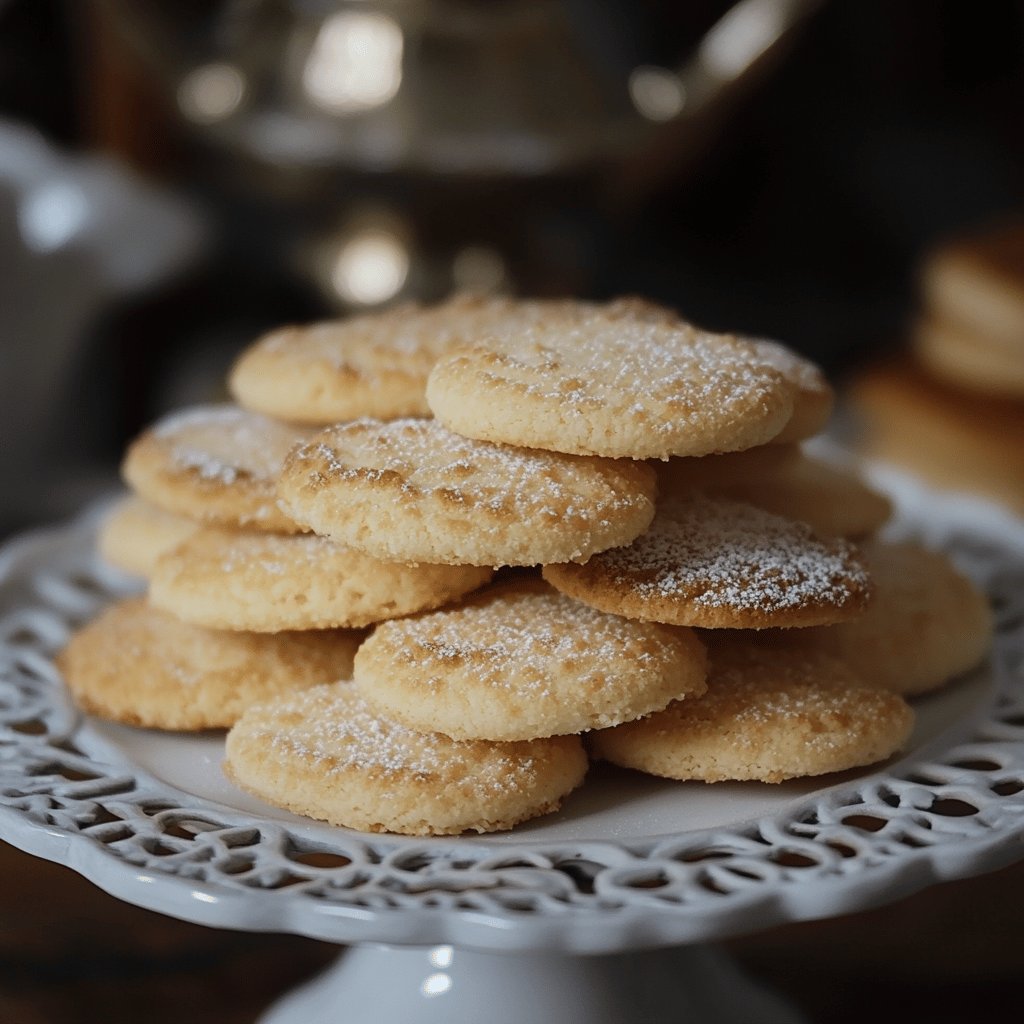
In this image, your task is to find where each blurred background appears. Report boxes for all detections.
[2,0,1024,538]
[2,4,1024,1021]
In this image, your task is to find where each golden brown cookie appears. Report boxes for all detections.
[97,496,198,578]
[590,637,914,783]
[353,579,707,740]
[56,598,361,730]
[150,528,491,631]
[425,305,798,458]
[543,495,873,629]
[776,541,993,695]
[848,354,1024,516]
[228,295,567,424]
[656,452,892,539]
[224,685,589,835]
[919,218,1024,365]
[277,418,657,566]
[122,405,311,533]
[915,315,1024,398]
[747,339,834,443]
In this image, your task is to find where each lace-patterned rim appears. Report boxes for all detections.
[0,475,1022,954]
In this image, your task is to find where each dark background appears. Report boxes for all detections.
[2,0,1024,535]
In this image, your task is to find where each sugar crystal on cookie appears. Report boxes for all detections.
[545,495,872,629]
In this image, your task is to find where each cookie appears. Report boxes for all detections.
[224,685,589,835]
[56,598,361,730]
[122,405,312,533]
[656,452,892,538]
[920,218,1024,352]
[590,638,914,783]
[97,496,198,578]
[353,579,707,741]
[277,418,657,566]
[150,528,492,631]
[849,354,1024,516]
[425,305,798,458]
[543,495,873,629]
[229,295,561,424]
[747,339,834,443]
[915,315,1024,398]
[777,541,993,695]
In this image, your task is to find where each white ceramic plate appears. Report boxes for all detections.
[1,473,1023,953]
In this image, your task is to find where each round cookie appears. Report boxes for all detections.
[656,452,892,539]
[777,541,993,695]
[543,495,873,629]
[98,496,198,578]
[277,418,657,566]
[56,598,361,731]
[747,339,834,443]
[229,295,559,424]
[915,315,1024,398]
[224,685,589,835]
[590,639,915,783]
[122,405,312,533]
[150,528,492,631]
[425,307,797,459]
[353,579,707,741]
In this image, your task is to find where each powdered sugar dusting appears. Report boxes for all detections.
[275,690,447,775]
[290,418,652,523]
[442,315,792,429]
[600,496,869,612]
[371,585,679,695]
[746,338,828,393]
[182,530,350,576]
[154,405,310,483]
[648,642,907,756]
[258,296,536,371]
[254,687,541,793]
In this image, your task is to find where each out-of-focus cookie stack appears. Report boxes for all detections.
[915,219,1024,398]
[852,220,1024,514]
[59,296,994,835]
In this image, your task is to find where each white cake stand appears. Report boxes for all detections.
[2,471,1023,1023]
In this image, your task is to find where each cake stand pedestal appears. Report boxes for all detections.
[1,473,1022,1023]
[259,943,804,1024]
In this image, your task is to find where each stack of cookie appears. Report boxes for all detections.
[60,296,994,836]
[68,406,490,729]
[916,219,1024,398]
